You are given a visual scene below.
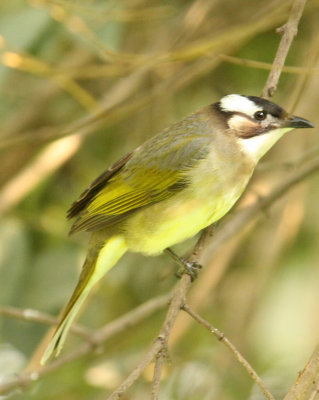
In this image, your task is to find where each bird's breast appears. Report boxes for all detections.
[122,144,254,255]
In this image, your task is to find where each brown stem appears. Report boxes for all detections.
[182,304,276,400]
[262,0,308,98]
[151,349,166,400]
[0,305,92,340]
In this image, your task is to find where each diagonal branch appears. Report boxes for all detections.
[151,348,166,400]
[182,304,275,400]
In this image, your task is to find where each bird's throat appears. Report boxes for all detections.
[238,127,292,163]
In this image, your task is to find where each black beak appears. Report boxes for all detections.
[284,114,314,129]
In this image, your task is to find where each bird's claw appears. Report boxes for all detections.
[176,258,202,281]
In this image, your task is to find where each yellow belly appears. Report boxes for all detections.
[122,185,245,255]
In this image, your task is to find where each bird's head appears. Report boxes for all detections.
[215,94,314,162]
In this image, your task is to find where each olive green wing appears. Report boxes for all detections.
[67,151,133,220]
[68,125,212,234]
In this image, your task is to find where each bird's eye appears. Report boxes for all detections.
[254,110,267,121]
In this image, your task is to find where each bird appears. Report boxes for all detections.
[41,94,313,364]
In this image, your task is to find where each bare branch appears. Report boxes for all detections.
[107,339,164,400]
[182,304,276,400]
[0,306,91,341]
[262,0,308,98]
[151,349,166,400]
[220,54,319,76]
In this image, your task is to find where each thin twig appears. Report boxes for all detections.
[0,293,170,396]
[151,349,166,400]
[107,339,164,400]
[0,306,91,341]
[220,54,319,76]
[283,345,319,400]
[107,338,164,400]
[262,0,308,98]
[182,304,276,400]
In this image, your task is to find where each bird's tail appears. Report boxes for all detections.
[41,234,127,365]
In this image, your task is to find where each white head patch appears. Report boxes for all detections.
[220,94,260,116]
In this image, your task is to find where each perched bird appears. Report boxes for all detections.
[41,94,313,364]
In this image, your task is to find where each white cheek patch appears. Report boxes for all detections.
[220,94,260,115]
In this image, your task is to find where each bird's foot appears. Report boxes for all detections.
[165,248,202,281]
[176,258,202,281]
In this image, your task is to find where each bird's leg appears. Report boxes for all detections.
[165,248,202,280]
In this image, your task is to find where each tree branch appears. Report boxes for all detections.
[220,54,319,76]
[0,305,92,341]
[151,348,166,400]
[182,304,275,400]
[262,0,308,98]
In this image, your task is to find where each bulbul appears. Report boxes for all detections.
[41,94,313,364]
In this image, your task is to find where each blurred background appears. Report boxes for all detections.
[0,0,319,399]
